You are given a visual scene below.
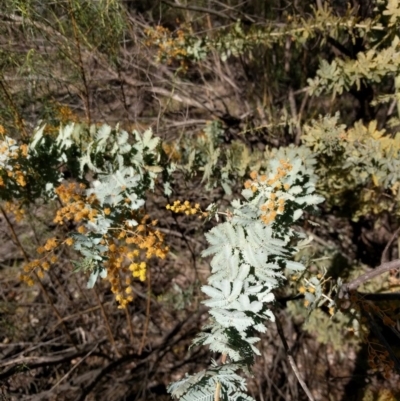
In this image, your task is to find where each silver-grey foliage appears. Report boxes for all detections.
[169,147,324,400]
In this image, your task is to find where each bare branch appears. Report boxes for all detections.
[381,227,400,264]
[339,259,400,299]
[275,317,315,401]
[161,0,238,22]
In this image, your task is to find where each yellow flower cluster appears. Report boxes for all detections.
[102,213,169,308]
[43,237,58,252]
[0,132,29,189]
[21,259,41,285]
[129,261,147,281]
[55,182,84,203]
[3,201,25,222]
[54,183,98,225]
[162,142,182,162]
[42,105,78,135]
[145,25,189,69]
[36,237,59,273]
[0,137,17,157]
[20,272,35,287]
[298,285,316,308]
[105,243,132,309]
[125,215,169,259]
[259,194,285,225]
[20,247,59,285]
[11,169,26,187]
[244,159,293,225]
[166,200,202,216]
[56,105,78,123]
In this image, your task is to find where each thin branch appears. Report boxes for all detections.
[161,0,237,22]
[277,87,309,103]
[0,206,30,262]
[357,292,400,301]
[326,36,353,58]
[339,259,400,299]
[296,92,309,145]
[125,306,135,345]
[33,270,80,350]
[381,227,400,264]
[52,305,101,325]
[275,316,315,401]
[94,286,120,357]
[214,381,222,401]
[138,267,151,355]
[68,0,91,124]
[0,76,28,139]
[77,312,201,401]
[289,87,301,140]
[157,227,204,247]
[367,312,400,374]
[0,206,78,350]
[211,0,257,23]
[214,353,227,401]
[48,344,98,392]
[0,341,106,380]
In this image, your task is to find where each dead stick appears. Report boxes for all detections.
[0,206,78,350]
[138,268,151,355]
[94,286,120,357]
[214,353,227,401]
[275,316,315,401]
[125,305,135,345]
[339,259,400,298]
[381,227,400,264]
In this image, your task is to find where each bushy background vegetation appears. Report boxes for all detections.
[1,0,400,400]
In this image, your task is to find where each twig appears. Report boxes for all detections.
[214,354,227,401]
[275,316,315,401]
[161,0,237,22]
[0,334,70,361]
[0,341,106,381]
[214,381,221,401]
[338,259,400,299]
[125,306,135,345]
[357,292,400,301]
[68,0,91,124]
[0,75,28,139]
[326,36,353,58]
[289,87,301,140]
[93,286,120,357]
[157,227,204,247]
[296,92,309,145]
[367,312,400,373]
[0,206,78,350]
[284,34,302,143]
[381,227,400,264]
[138,267,151,355]
[32,270,79,350]
[48,344,98,392]
[0,206,30,261]
[77,311,201,401]
[52,305,101,325]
